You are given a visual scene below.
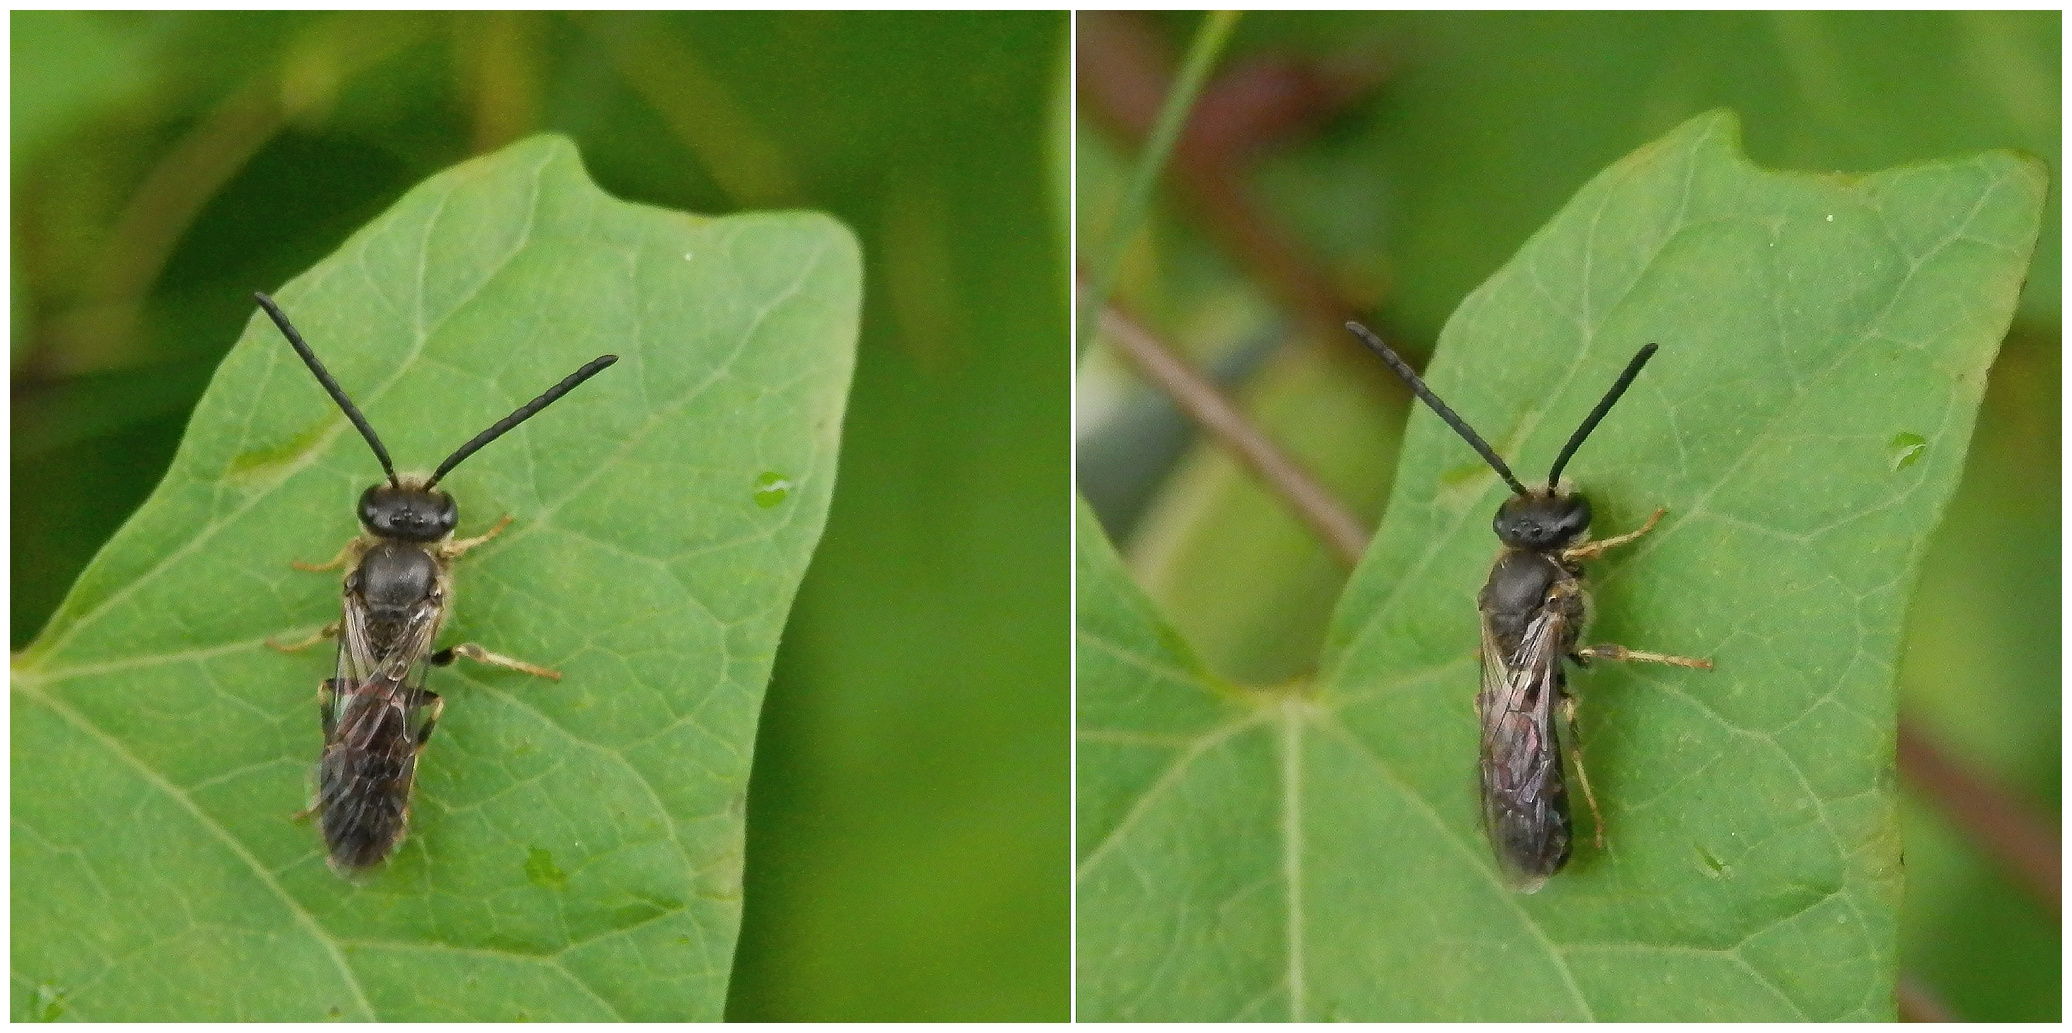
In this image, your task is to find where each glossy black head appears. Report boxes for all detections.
[359,481,457,542]
[1494,489,1591,552]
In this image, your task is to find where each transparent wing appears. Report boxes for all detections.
[329,597,441,751]
[1477,605,1571,889]
[334,594,382,690]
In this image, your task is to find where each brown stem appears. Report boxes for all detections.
[1078,11,1387,340]
[1896,973,1957,1022]
[1897,720,2060,918]
[1095,298,1370,567]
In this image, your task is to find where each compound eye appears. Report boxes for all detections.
[1561,496,1593,539]
[357,485,385,530]
[436,495,458,534]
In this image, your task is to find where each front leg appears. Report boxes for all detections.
[1562,507,1666,564]
[292,537,362,572]
[441,515,514,560]
[268,622,340,653]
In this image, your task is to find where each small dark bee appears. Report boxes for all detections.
[255,291,616,875]
[1348,322,1712,893]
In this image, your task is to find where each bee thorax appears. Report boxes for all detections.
[353,540,441,616]
[1480,551,1582,659]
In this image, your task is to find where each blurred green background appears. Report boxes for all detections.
[12,11,1067,1021]
[1077,10,2056,1020]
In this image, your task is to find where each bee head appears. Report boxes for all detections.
[358,480,457,542]
[1494,488,1590,552]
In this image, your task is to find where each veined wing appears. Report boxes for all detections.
[318,596,441,870]
[1477,604,1572,890]
[329,597,441,751]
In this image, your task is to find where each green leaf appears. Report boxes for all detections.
[11,136,860,1020]
[1128,345,1402,686]
[1076,112,2044,1020]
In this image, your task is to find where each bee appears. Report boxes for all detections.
[1347,322,1711,893]
[255,291,616,875]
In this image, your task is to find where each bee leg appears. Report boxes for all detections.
[413,692,446,749]
[292,539,358,572]
[1575,643,1713,670]
[1559,692,1607,851]
[268,622,340,653]
[318,678,339,740]
[441,515,514,559]
[430,642,562,681]
[1561,507,1666,564]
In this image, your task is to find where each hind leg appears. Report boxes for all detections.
[1575,643,1712,670]
[412,692,446,749]
[430,642,561,681]
[1559,691,1607,851]
[293,680,343,824]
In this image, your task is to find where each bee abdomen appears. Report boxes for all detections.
[317,744,416,872]
[1483,775,1573,890]
[1480,707,1575,890]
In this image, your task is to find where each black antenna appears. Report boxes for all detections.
[255,292,400,487]
[426,355,618,487]
[1346,321,1530,497]
[1545,343,1657,488]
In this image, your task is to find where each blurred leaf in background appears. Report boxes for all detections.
[1077,10,2057,1020]
[12,10,1067,1021]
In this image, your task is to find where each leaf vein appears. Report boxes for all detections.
[13,682,376,1020]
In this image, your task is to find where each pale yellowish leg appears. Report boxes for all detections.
[442,515,514,559]
[1562,506,1666,564]
[293,680,337,824]
[435,641,561,681]
[1577,643,1713,670]
[268,622,340,653]
[412,693,447,749]
[1559,694,1607,851]
[292,538,359,572]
